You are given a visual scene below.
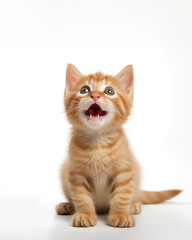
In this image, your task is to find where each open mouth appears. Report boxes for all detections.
[84,103,107,121]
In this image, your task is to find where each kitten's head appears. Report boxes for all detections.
[64,64,134,131]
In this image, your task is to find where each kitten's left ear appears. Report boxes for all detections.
[66,64,83,91]
[115,65,134,98]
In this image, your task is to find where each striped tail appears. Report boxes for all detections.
[139,189,182,204]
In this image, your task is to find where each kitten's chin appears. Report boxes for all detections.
[81,116,110,129]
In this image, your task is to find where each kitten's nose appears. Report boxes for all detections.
[90,92,101,102]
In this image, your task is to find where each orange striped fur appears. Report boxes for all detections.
[56,64,182,228]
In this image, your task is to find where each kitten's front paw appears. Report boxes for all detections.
[108,214,136,227]
[131,202,142,214]
[56,202,74,215]
[72,213,97,227]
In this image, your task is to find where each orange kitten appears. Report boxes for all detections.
[56,64,181,227]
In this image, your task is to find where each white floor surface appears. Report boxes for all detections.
[1,195,192,240]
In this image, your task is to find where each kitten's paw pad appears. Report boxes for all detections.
[108,214,136,227]
[55,202,73,215]
[72,213,97,227]
[131,202,142,214]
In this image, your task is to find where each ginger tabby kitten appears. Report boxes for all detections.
[56,64,181,227]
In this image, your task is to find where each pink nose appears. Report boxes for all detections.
[90,93,101,102]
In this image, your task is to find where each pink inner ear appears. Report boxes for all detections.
[66,64,83,91]
[115,65,134,95]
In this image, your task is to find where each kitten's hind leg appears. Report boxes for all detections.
[55,202,74,215]
[131,202,142,214]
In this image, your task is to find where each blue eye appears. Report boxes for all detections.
[104,87,115,95]
[80,86,90,94]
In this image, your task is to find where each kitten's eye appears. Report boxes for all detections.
[104,87,115,96]
[80,86,90,94]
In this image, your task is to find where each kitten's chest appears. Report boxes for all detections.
[86,152,113,212]
[88,148,110,170]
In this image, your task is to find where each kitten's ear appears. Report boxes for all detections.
[66,64,83,91]
[115,65,134,97]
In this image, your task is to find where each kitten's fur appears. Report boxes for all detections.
[56,64,181,227]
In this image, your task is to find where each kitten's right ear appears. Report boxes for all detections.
[115,65,134,100]
[66,64,83,91]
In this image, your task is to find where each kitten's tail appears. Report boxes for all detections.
[139,189,182,204]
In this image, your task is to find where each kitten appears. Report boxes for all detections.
[56,64,181,227]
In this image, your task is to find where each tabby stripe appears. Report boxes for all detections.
[72,190,91,197]
[112,168,132,178]
[118,201,130,206]
[119,94,128,113]
[111,189,132,196]
[69,171,86,178]
[68,96,79,112]
[66,93,76,109]
[102,135,121,149]
[112,203,130,211]
[70,159,89,166]
[118,196,131,202]
[107,146,121,157]
[73,139,99,150]
[71,151,90,159]
[113,101,124,115]
[73,135,121,150]
[69,179,91,192]
[73,202,90,212]
[111,177,133,192]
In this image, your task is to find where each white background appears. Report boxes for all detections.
[0,0,192,239]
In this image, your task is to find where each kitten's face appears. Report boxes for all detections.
[65,65,134,131]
